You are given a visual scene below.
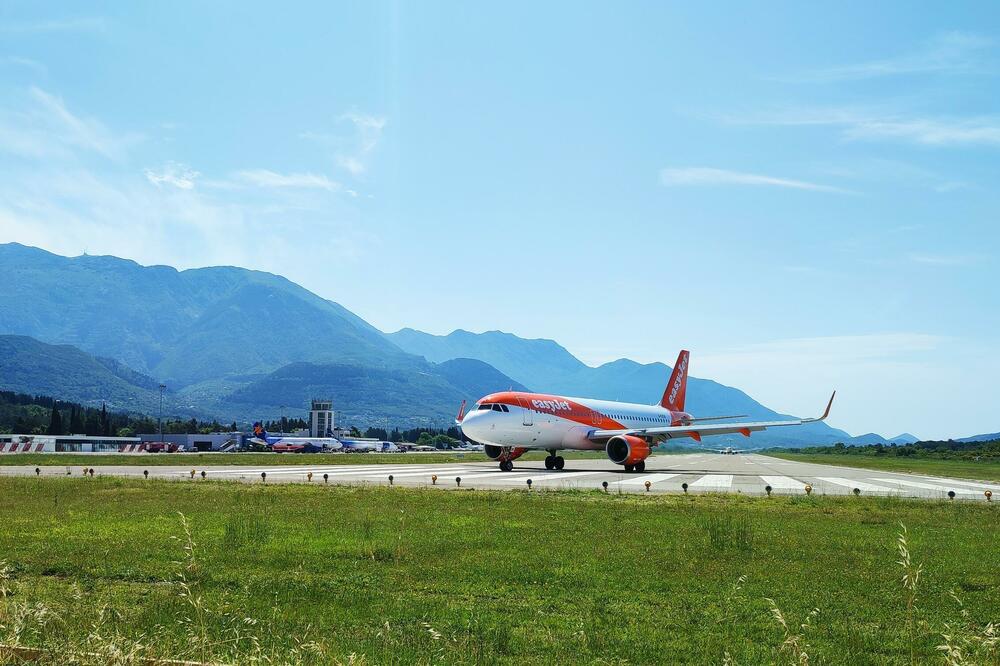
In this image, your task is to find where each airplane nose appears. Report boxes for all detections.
[459,410,486,439]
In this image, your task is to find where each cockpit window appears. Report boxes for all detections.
[478,403,492,410]
[492,404,503,412]
[500,404,509,412]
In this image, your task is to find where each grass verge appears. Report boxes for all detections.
[0,478,997,664]
[768,451,1000,483]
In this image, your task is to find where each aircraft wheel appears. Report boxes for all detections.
[544,456,555,470]
[554,456,565,470]
[500,460,514,472]
[635,461,646,473]
[624,464,634,473]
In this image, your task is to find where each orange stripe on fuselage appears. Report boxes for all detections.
[480,391,626,430]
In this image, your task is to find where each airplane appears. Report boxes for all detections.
[248,423,342,453]
[457,350,835,472]
[713,446,763,455]
[337,438,380,453]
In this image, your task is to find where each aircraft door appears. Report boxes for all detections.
[518,397,533,426]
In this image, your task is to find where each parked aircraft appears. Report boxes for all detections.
[457,350,834,472]
[248,423,342,453]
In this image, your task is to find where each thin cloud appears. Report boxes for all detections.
[144,162,199,190]
[660,167,849,193]
[725,107,1000,148]
[843,117,1000,146]
[300,111,386,177]
[28,86,136,160]
[785,31,993,82]
[231,169,346,193]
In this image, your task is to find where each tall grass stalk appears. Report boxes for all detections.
[897,523,923,666]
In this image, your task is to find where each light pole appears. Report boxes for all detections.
[158,384,166,442]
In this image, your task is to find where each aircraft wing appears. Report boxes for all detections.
[588,392,835,444]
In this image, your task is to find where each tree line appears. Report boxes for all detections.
[0,390,236,437]
[779,439,1000,461]
[0,390,468,444]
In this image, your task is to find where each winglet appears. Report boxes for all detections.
[805,391,836,422]
[456,399,467,423]
[660,349,690,411]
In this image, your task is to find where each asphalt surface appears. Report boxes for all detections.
[2,453,997,500]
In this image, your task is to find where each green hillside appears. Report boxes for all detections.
[0,335,181,416]
[222,358,528,426]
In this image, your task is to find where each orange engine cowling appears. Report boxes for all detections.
[485,445,527,462]
[606,435,650,466]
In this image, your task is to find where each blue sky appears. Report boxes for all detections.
[0,2,998,439]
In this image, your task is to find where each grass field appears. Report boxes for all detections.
[0,449,622,468]
[768,451,1000,483]
[1,478,997,664]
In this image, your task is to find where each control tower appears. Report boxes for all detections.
[309,399,334,438]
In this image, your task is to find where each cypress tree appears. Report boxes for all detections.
[46,405,64,435]
[100,402,110,436]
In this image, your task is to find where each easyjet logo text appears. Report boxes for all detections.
[531,399,571,412]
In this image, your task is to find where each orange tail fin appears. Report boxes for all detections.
[660,350,690,411]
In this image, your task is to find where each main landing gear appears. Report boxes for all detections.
[622,461,646,473]
[500,460,514,472]
[544,452,565,470]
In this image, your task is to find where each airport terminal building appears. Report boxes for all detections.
[0,434,143,453]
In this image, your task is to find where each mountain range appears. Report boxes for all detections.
[0,243,922,443]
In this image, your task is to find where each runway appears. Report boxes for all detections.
[2,453,997,500]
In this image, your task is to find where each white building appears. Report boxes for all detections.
[0,434,142,453]
[310,399,334,438]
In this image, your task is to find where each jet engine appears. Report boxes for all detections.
[606,435,650,467]
[485,445,527,462]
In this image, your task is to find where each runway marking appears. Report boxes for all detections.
[616,473,680,486]
[442,471,533,482]
[198,464,440,475]
[353,468,467,479]
[495,471,604,484]
[206,465,457,478]
[759,475,806,490]
[689,474,733,489]
[914,476,1000,492]
[816,477,898,493]
[870,478,979,494]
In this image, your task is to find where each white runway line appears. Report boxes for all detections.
[495,471,604,484]
[208,465,449,478]
[616,473,680,486]
[759,475,806,490]
[443,471,532,482]
[353,468,466,479]
[689,474,733,490]
[816,477,898,493]
[870,478,979,494]
[201,464,438,476]
[914,476,1000,492]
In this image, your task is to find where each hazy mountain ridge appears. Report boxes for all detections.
[958,432,1000,443]
[0,243,411,386]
